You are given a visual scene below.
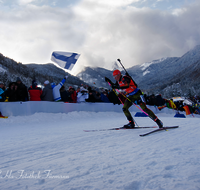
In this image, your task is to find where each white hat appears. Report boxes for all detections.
[44,80,49,85]
[80,87,88,92]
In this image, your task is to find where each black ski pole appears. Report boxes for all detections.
[117,59,129,76]
[117,59,137,87]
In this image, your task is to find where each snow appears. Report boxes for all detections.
[140,58,167,71]
[140,58,168,76]
[1,109,200,190]
[0,66,6,73]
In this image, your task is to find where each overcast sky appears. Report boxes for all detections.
[0,0,199,74]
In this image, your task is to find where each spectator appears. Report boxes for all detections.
[60,86,71,102]
[100,89,110,103]
[28,80,43,101]
[16,77,29,101]
[0,82,6,102]
[41,80,54,101]
[175,101,185,112]
[146,94,157,106]
[155,94,165,106]
[108,90,121,105]
[5,82,19,102]
[51,76,68,101]
[76,87,80,94]
[77,87,89,103]
[68,86,77,103]
[86,87,101,102]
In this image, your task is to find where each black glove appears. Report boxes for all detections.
[105,77,112,84]
[111,84,118,89]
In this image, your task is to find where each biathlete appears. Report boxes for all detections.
[105,69,163,129]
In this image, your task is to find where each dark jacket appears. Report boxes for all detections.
[108,91,121,105]
[100,93,110,103]
[86,87,101,102]
[17,82,29,101]
[5,82,20,102]
[41,83,54,101]
[60,90,71,102]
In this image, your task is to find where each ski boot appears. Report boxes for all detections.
[123,121,135,129]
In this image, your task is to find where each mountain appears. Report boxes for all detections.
[76,45,200,98]
[127,45,200,97]
[25,63,84,88]
[0,54,86,89]
[1,45,200,98]
[76,67,114,88]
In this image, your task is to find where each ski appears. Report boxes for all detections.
[139,126,179,137]
[84,126,158,132]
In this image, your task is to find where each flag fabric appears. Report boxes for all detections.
[51,51,80,70]
[183,105,191,115]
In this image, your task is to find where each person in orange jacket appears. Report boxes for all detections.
[105,70,163,128]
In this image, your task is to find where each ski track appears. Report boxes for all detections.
[0,111,200,190]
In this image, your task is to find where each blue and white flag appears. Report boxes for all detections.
[51,51,80,70]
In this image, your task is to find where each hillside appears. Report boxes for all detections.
[0,54,86,89]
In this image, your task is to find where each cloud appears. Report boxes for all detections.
[18,0,36,5]
[0,0,200,75]
[72,0,200,72]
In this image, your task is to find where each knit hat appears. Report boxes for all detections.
[32,80,37,88]
[16,77,21,82]
[0,81,4,85]
[44,80,49,85]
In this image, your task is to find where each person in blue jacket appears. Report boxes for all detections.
[0,82,6,102]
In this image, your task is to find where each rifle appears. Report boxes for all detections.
[117,59,137,87]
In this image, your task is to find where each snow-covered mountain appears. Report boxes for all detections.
[127,45,200,96]
[76,45,200,97]
[76,67,114,88]
[25,63,85,88]
[1,45,200,97]
[0,54,86,89]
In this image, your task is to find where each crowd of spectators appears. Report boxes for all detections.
[0,76,112,104]
[1,77,200,115]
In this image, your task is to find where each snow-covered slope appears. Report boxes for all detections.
[76,67,114,88]
[128,45,200,93]
[0,110,200,190]
[0,65,7,73]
